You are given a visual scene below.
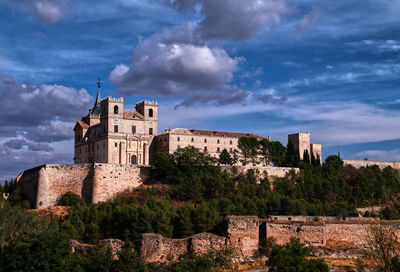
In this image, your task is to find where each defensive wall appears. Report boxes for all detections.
[343,159,400,170]
[16,163,150,208]
[220,165,299,178]
[16,164,297,209]
[140,215,400,263]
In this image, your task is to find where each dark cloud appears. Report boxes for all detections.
[110,25,242,98]
[23,123,73,143]
[0,74,92,129]
[259,94,287,104]
[162,0,290,41]
[27,142,55,152]
[4,139,27,150]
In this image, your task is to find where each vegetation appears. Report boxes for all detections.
[1,137,400,270]
[267,237,329,272]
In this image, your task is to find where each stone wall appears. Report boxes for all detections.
[140,233,227,263]
[16,163,150,208]
[227,216,259,259]
[221,165,299,179]
[343,159,400,170]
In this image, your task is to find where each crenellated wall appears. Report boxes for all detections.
[221,165,299,179]
[16,163,150,208]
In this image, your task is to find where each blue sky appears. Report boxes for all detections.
[0,0,399,180]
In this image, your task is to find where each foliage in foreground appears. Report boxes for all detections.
[267,237,329,272]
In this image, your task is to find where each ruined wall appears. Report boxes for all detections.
[16,163,150,208]
[343,159,400,170]
[141,233,227,263]
[227,216,259,259]
[265,220,325,246]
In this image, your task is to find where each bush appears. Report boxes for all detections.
[58,192,85,206]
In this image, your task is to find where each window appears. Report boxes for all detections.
[149,108,153,117]
[131,155,137,164]
[217,147,220,152]
[114,125,118,133]
[230,148,233,153]
[230,140,232,144]
[132,125,136,134]
[204,138,207,143]
[177,145,181,149]
[114,105,119,114]
[204,146,207,152]
[115,143,118,148]
[177,137,180,141]
[217,139,220,144]
[191,138,194,142]
[149,128,153,135]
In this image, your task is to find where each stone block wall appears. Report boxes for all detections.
[16,163,150,208]
[343,159,400,170]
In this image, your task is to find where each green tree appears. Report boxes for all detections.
[285,140,300,167]
[268,237,329,272]
[238,137,259,165]
[219,149,233,165]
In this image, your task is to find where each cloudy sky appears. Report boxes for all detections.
[0,0,399,180]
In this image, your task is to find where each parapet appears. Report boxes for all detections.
[136,100,158,106]
[104,96,124,103]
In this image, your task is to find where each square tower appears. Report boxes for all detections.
[288,133,310,160]
[310,143,322,162]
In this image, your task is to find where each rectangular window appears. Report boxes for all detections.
[114,125,118,133]
[204,146,207,152]
[230,148,233,153]
[132,125,136,134]
[115,143,118,148]
[149,128,153,135]
[217,147,220,152]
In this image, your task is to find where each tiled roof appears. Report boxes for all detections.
[161,128,264,139]
[76,121,89,128]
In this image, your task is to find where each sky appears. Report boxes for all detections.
[0,0,399,180]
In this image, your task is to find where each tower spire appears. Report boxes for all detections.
[95,77,101,105]
[90,77,102,115]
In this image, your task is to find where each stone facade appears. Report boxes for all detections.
[155,128,266,165]
[74,86,158,165]
[343,159,400,170]
[220,165,299,179]
[288,132,322,161]
[16,163,150,208]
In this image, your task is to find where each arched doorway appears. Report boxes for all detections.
[131,155,137,164]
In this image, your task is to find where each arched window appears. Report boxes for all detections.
[177,137,180,141]
[114,105,119,114]
[131,155,137,164]
[149,108,153,117]
[204,138,207,143]
[230,140,232,144]
[191,138,194,142]
[217,139,220,144]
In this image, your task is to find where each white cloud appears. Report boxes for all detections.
[33,0,66,24]
[109,24,244,105]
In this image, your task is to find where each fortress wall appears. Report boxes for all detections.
[92,164,150,203]
[221,166,299,179]
[227,216,259,259]
[343,159,400,170]
[140,233,227,263]
[16,165,42,208]
[42,164,93,208]
[16,163,150,208]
